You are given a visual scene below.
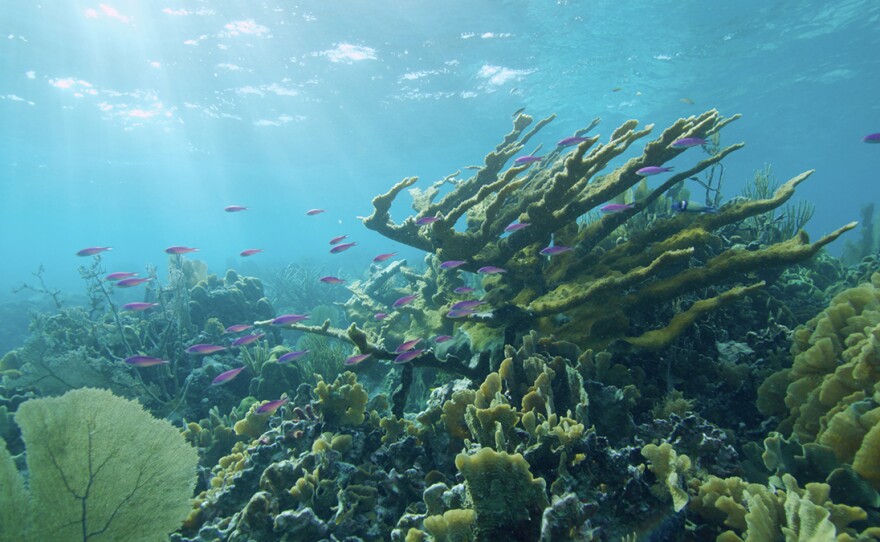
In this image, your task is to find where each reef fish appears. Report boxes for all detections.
[211,366,245,385]
[439,260,466,269]
[345,353,371,365]
[446,309,475,319]
[186,344,227,355]
[329,235,348,245]
[240,249,264,257]
[122,302,159,311]
[396,338,422,352]
[373,252,397,262]
[115,277,152,288]
[504,222,530,232]
[257,398,288,414]
[306,209,326,215]
[451,300,484,310]
[77,246,112,257]
[278,350,309,363]
[124,355,168,367]
[600,203,634,213]
[224,205,248,212]
[105,271,137,281]
[670,137,707,149]
[225,324,252,334]
[272,314,309,325]
[374,312,388,320]
[477,266,506,274]
[671,200,717,213]
[540,246,572,256]
[394,349,424,364]
[863,133,880,144]
[330,242,357,254]
[557,136,590,147]
[514,155,543,165]
[232,333,265,346]
[320,276,345,284]
[453,286,476,294]
[636,166,674,176]
[392,294,418,308]
[415,216,440,225]
[434,335,453,343]
[165,246,198,254]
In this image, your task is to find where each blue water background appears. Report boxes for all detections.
[1,1,878,322]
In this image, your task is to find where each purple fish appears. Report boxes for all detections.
[278,350,309,363]
[452,300,484,311]
[600,203,634,213]
[306,208,326,215]
[257,397,288,414]
[434,335,453,343]
[477,266,506,274]
[396,338,422,353]
[329,235,348,245]
[115,277,153,288]
[232,333,265,347]
[446,309,475,319]
[670,137,707,149]
[330,242,357,254]
[374,312,388,320]
[320,276,345,284]
[557,136,590,147]
[636,166,674,176]
[373,252,397,262]
[271,314,309,325]
[540,246,572,256]
[186,344,227,355]
[77,246,112,257]
[124,355,169,367]
[105,271,137,281]
[863,133,880,144]
[415,216,440,225]
[165,246,198,254]
[453,286,476,294]
[514,155,543,165]
[392,294,418,308]
[240,249,264,257]
[122,302,159,311]
[225,205,248,212]
[504,222,530,232]
[394,349,424,364]
[345,353,371,365]
[439,260,466,270]
[225,324,253,333]
[211,366,245,385]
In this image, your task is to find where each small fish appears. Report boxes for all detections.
[278,350,309,363]
[224,324,252,334]
[540,246,572,256]
[306,209,326,215]
[636,166,674,176]
[612,87,622,92]
[396,338,422,352]
[105,271,137,281]
[512,107,525,117]
[477,266,506,274]
[329,235,348,245]
[374,312,388,320]
[671,200,717,213]
[330,242,357,254]
[124,355,169,367]
[211,366,245,385]
[415,216,440,225]
[271,314,309,325]
[671,137,707,149]
[320,276,345,284]
[446,309,475,319]
[453,286,476,294]
[439,260,467,269]
[394,349,424,364]
[434,335,453,343]
[77,246,112,257]
[373,252,397,262]
[514,155,543,165]
[257,397,288,414]
[186,344,227,355]
[504,222,530,232]
[165,246,198,254]
[240,249,264,257]
[452,300,484,310]
[224,205,248,212]
[863,133,880,144]
[680,97,695,105]
[232,333,265,347]
[392,294,418,308]
[557,136,590,147]
[344,353,371,365]
[115,277,152,288]
[122,302,159,311]
[600,203,634,213]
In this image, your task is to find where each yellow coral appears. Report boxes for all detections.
[422,509,476,542]
[314,371,369,427]
[641,442,692,512]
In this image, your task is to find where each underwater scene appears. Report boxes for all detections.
[2,1,880,541]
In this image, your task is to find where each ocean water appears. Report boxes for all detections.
[2,1,880,540]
